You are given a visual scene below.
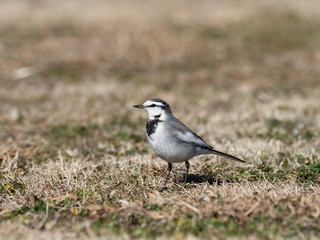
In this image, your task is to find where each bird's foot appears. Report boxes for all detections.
[159,187,169,192]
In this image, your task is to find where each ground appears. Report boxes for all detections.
[1,0,320,239]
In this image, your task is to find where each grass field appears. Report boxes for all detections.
[1,0,320,239]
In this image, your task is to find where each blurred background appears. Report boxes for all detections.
[0,0,319,162]
[1,1,320,239]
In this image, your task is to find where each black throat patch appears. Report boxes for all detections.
[146,119,162,138]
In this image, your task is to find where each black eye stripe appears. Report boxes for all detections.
[147,104,163,108]
[149,98,172,113]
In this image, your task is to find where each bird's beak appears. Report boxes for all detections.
[133,104,144,109]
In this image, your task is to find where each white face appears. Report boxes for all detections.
[143,100,167,120]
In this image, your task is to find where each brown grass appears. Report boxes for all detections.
[1,0,320,239]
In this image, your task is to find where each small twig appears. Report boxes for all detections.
[244,199,261,217]
[1,150,19,172]
[179,201,202,218]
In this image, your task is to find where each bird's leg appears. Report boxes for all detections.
[184,161,190,188]
[160,162,172,192]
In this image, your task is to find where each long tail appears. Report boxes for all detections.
[211,149,245,163]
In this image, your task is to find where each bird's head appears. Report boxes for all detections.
[133,98,172,120]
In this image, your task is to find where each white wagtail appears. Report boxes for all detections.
[133,98,244,191]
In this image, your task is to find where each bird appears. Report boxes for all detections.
[133,98,244,191]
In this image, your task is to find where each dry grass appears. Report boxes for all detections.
[1,0,320,239]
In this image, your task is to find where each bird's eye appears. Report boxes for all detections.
[150,104,156,107]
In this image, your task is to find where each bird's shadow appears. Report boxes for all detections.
[175,173,224,186]
[157,173,238,192]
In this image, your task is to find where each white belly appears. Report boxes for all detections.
[147,123,199,163]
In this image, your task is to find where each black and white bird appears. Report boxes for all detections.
[133,98,244,191]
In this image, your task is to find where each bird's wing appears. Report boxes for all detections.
[167,117,213,150]
[167,117,245,163]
